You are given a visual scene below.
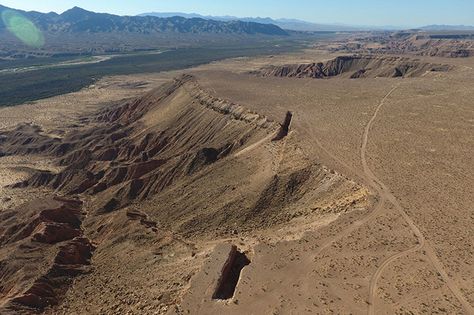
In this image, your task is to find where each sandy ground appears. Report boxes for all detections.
[0,48,473,315]
[184,53,474,314]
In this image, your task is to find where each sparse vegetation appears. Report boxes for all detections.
[0,41,306,107]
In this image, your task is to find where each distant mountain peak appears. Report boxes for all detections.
[69,6,88,12]
[62,6,89,14]
[60,6,93,18]
[0,5,288,36]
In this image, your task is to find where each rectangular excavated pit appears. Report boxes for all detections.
[272,111,293,141]
[212,245,250,300]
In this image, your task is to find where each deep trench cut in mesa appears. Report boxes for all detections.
[272,111,293,141]
[212,245,251,300]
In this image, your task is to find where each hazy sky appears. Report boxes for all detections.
[1,0,473,27]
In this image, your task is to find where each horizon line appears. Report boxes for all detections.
[1,4,473,29]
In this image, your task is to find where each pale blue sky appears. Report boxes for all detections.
[1,0,473,27]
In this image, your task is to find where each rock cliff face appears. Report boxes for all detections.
[254,55,453,79]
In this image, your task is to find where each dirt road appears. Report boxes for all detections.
[361,84,474,315]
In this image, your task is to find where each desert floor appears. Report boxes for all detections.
[0,49,473,314]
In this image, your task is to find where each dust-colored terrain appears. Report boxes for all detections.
[319,31,474,58]
[0,34,473,315]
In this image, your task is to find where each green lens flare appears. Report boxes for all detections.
[1,10,44,48]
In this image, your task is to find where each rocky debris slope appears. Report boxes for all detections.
[0,75,277,216]
[254,55,453,79]
[0,197,94,314]
[0,74,369,313]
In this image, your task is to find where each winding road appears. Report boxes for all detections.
[300,81,473,314]
[361,84,474,315]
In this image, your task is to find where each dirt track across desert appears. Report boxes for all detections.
[361,83,473,314]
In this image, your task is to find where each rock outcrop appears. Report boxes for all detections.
[0,197,94,313]
[0,75,277,215]
[254,55,453,79]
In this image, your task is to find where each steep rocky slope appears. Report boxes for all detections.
[254,55,453,79]
[0,197,94,314]
[0,74,368,313]
[4,75,275,214]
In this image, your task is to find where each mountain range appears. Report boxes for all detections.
[1,4,472,36]
[138,12,363,32]
[139,12,474,32]
[0,5,288,36]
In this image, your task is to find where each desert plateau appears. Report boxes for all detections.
[0,2,473,315]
